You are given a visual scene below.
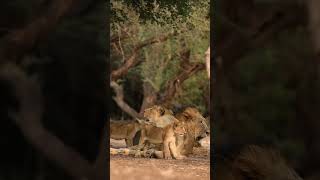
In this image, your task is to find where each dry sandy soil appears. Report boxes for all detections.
[110,138,210,180]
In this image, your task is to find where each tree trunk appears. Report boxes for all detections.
[139,82,157,113]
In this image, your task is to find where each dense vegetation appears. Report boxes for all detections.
[110,0,210,118]
[1,0,320,179]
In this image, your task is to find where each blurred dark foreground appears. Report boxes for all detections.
[0,0,108,179]
[213,1,320,179]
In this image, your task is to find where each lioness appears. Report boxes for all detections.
[142,105,186,159]
[175,107,210,155]
[110,119,141,147]
[110,119,185,159]
[136,121,163,149]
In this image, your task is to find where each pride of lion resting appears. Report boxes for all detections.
[141,105,187,159]
[139,105,209,159]
[110,105,209,160]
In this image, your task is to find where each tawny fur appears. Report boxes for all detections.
[110,119,141,147]
[142,105,186,159]
[175,107,209,155]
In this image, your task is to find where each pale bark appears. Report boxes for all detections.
[205,46,210,78]
[110,81,142,119]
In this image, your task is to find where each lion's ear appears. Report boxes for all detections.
[159,107,165,116]
[173,117,179,123]
[183,112,192,119]
[135,118,143,124]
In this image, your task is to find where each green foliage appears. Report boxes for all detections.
[234,49,296,138]
[111,0,209,113]
[111,0,201,24]
[176,71,208,114]
[216,28,313,162]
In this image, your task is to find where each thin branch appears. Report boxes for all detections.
[111,31,180,81]
[111,27,131,43]
[118,32,125,62]
[158,64,205,105]
[158,49,206,105]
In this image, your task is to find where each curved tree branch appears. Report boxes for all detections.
[111,31,181,81]
[158,49,206,105]
[158,63,205,105]
[0,1,105,179]
[0,63,97,180]
[110,81,143,119]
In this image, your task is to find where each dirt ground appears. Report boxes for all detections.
[110,138,210,180]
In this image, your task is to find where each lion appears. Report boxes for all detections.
[136,121,163,149]
[110,119,185,160]
[142,105,187,159]
[110,119,141,147]
[175,107,210,155]
[141,105,210,156]
[214,145,303,180]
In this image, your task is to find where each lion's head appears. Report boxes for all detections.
[143,105,176,128]
[177,107,210,140]
[173,121,187,137]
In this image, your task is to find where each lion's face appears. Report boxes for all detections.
[143,105,174,127]
[143,105,165,122]
[180,107,210,139]
[173,121,186,137]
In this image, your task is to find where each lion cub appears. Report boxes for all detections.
[142,105,186,159]
[110,119,141,147]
